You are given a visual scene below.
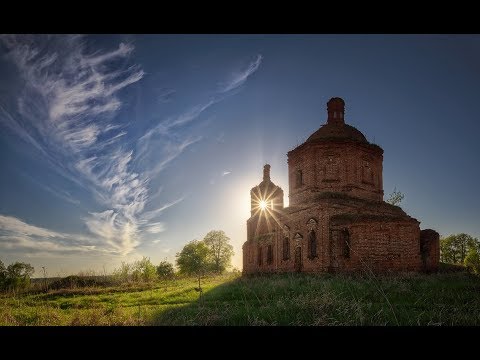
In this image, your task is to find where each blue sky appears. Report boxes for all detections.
[0,34,479,276]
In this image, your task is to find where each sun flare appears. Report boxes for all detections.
[259,200,268,210]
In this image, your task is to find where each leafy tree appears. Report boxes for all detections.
[5,262,34,290]
[0,260,6,289]
[132,257,157,282]
[157,260,175,279]
[176,240,211,293]
[203,230,234,273]
[440,233,479,264]
[113,261,131,283]
[113,257,157,284]
[464,247,480,274]
[176,240,211,276]
[386,187,404,206]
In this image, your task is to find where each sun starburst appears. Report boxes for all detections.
[259,200,267,210]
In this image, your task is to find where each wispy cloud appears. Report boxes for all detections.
[220,54,263,93]
[141,197,185,221]
[144,222,166,234]
[0,215,104,255]
[0,35,147,255]
[137,54,264,178]
[222,171,231,176]
[42,186,80,205]
[158,88,176,103]
[0,35,264,257]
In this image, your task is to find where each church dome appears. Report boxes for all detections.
[306,122,368,143]
[305,97,368,144]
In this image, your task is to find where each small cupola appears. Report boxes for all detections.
[327,97,345,125]
[263,164,271,182]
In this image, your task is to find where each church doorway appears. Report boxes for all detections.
[294,247,302,272]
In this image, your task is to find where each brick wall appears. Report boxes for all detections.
[243,198,427,275]
[288,141,383,206]
[242,98,439,275]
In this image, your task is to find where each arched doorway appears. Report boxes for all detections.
[294,246,302,272]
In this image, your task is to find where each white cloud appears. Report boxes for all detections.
[136,54,264,177]
[0,35,265,258]
[0,35,146,255]
[141,197,185,221]
[221,54,263,93]
[0,215,65,238]
[222,171,231,176]
[38,184,80,205]
[0,215,106,255]
[144,222,166,234]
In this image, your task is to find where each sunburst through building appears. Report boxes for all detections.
[243,97,440,274]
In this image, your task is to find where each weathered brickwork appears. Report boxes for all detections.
[243,97,439,274]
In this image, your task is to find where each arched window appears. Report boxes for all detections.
[343,229,350,258]
[308,230,317,259]
[296,170,303,188]
[283,236,290,260]
[258,246,263,266]
[267,244,273,265]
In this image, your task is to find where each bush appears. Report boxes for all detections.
[464,248,480,274]
[157,261,175,280]
[0,260,6,289]
[0,261,35,291]
[113,257,158,284]
[132,257,157,282]
[113,262,131,283]
[49,275,99,290]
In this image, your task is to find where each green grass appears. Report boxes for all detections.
[1,271,480,325]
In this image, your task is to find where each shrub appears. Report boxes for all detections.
[157,261,175,280]
[113,257,158,284]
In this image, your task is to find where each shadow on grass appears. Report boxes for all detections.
[153,272,364,326]
[153,275,256,326]
[153,270,480,326]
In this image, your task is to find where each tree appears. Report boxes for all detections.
[157,260,175,279]
[176,240,211,276]
[132,257,157,282]
[5,262,34,290]
[176,240,211,293]
[113,261,131,283]
[440,233,479,265]
[386,187,404,206]
[203,230,234,273]
[113,257,157,283]
[464,247,480,274]
[0,260,6,290]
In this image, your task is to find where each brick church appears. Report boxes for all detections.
[242,97,439,274]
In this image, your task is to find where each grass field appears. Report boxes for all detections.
[1,271,480,325]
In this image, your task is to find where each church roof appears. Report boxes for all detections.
[305,122,368,144]
[250,164,283,193]
[289,97,380,154]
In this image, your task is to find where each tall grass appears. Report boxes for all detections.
[1,271,479,326]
